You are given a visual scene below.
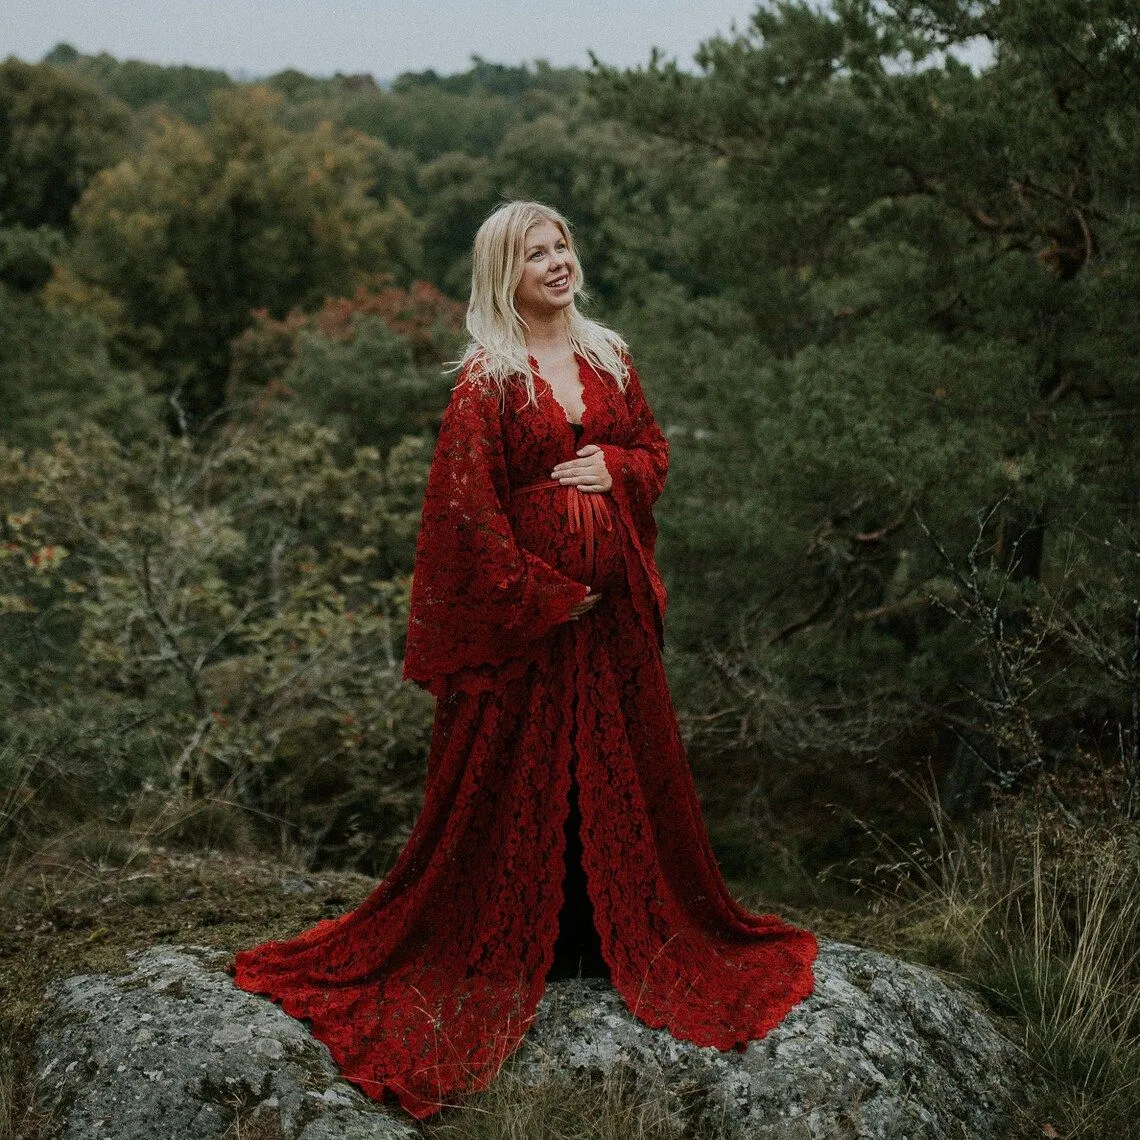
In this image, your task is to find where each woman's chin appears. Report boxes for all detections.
[520,298,575,325]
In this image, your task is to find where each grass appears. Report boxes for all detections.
[5,770,1139,1139]
[855,777,1140,1140]
[0,814,378,1140]
[0,823,741,1140]
[421,1062,728,1140]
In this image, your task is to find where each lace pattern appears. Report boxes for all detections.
[229,354,818,1119]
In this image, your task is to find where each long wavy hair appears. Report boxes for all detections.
[456,200,629,405]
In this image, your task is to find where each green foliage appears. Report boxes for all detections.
[0,222,61,292]
[0,56,130,229]
[0,19,1135,1129]
[0,419,434,872]
[56,84,425,425]
[341,58,584,163]
[44,43,234,125]
[1,1,1136,871]
[593,0,1139,818]
[227,279,465,455]
[0,226,162,449]
[285,316,442,452]
[287,56,669,300]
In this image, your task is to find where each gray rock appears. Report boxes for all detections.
[511,939,1027,1138]
[34,944,418,1140]
[34,938,1026,1139]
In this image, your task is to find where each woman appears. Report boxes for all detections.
[229,201,818,1120]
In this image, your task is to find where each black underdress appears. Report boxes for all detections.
[547,419,610,981]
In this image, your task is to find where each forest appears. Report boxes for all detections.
[1,1,1138,1136]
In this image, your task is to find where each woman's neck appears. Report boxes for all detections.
[521,311,572,355]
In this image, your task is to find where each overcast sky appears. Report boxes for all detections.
[3,1,772,80]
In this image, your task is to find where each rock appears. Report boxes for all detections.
[514,939,1027,1138]
[34,944,418,1140]
[35,938,1025,1139]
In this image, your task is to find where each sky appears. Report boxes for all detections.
[2,0,772,80]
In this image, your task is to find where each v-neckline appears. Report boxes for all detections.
[528,352,590,431]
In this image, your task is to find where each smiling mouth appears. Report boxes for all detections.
[546,275,570,289]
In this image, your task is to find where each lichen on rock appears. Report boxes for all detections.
[34,944,417,1140]
[34,938,1026,1138]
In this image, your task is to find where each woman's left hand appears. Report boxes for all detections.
[551,444,612,492]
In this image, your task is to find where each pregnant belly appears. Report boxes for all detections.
[509,482,626,591]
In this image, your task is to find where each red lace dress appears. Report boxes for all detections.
[228,352,818,1120]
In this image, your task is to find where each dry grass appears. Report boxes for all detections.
[421,1061,726,1140]
[11,767,1137,1140]
[0,818,376,1140]
[0,816,736,1140]
[859,777,1140,1140]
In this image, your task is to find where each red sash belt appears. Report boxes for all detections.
[512,479,614,585]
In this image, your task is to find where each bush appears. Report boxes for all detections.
[0,416,435,873]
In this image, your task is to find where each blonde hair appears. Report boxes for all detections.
[456,200,629,404]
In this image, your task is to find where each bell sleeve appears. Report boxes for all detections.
[595,359,670,647]
[402,369,591,698]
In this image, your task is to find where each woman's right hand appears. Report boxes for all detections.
[569,588,601,619]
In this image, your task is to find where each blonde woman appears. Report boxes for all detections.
[230,201,818,1120]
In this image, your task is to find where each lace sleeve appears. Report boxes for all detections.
[597,361,669,513]
[402,371,590,697]
[596,360,670,644]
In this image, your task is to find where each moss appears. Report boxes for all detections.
[0,836,375,1138]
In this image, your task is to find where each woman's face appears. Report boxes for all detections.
[514,220,577,325]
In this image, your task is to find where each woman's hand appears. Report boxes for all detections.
[569,588,601,619]
[551,444,612,492]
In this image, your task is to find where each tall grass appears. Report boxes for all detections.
[421,1061,723,1140]
[865,778,1140,1139]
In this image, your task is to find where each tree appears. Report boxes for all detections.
[590,0,1139,815]
[227,279,465,456]
[0,57,129,229]
[53,84,424,427]
[0,225,161,449]
[0,418,433,871]
[47,46,233,125]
